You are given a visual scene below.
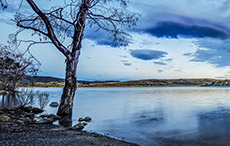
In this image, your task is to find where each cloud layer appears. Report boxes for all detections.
[145,21,230,39]
[188,39,230,67]
[130,49,168,60]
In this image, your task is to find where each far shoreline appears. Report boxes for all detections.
[18,78,230,88]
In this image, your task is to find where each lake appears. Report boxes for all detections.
[1,87,230,146]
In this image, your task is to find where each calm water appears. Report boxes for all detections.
[2,87,230,146]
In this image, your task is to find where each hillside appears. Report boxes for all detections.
[21,76,230,87]
[79,78,230,87]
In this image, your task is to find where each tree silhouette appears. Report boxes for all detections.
[0,45,38,91]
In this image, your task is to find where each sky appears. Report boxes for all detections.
[1,0,230,81]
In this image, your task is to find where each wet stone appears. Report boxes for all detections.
[32,108,44,114]
[0,115,11,122]
[71,123,85,130]
[20,106,33,113]
[47,114,61,120]
[49,102,59,107]
[35,118,54,124]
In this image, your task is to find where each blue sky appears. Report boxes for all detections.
[1,0,230,80]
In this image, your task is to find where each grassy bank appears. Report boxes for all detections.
[18,78,230,88]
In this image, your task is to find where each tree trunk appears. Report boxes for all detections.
[56,0,89,125]
[57,55,78,116]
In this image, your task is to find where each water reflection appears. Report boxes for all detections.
[0,94,18,109]
[197,108,230,137]
[2,87,230,145]
[0,91,72,127]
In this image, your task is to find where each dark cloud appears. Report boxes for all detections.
[189,39,230,67]
[119,55,128,58]
[85,31,115,46]
[190,49,230,67]
[165,58,173,62]
[183,53,193,56]
[121,60,128,63]
[154,62,167,65]
[130,49,167,60]
[123,63,132,66]
[84,25,130,47]
[144,21,229,39]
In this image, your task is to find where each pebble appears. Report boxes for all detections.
[49,102,59,107]
[0,115,11,122]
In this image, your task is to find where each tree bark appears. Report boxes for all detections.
[57,0,90,120]
[57,54,78,116]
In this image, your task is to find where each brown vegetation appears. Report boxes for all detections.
[19,78,230,88]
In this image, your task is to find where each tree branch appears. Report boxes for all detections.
[26,0,71,59]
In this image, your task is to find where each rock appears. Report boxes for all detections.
[32,107,44,114]
[0,111,4,115]
[84,117,92,122]
[0,115,11,122]
[78,117,92,122]
[20,106,32,113]
[78,118,84,122]
[40,114,49,118]
[0,90,10,94]
[35,118,54,124]
[23,117,33,124]
[2,108,11,112]
[83,122,88,126]
[12,128,21,132]
[48,114,61,120]
[71,123,85,130]
[17,120,24,124]
[49,102,59,107]
[24,113,34,118]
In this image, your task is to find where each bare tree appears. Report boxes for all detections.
[16,88,39,107]
[38,92,50,109]
[0,45,38,91]
[3,0,139,117]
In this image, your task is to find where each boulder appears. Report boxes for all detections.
[78,117,92,122]
[83,122,88,126]
[0,90,10,94]
[84,117,92,122]
[35,118,54,124]
[20,106,33,113]
[0,115,11,122]
[40,114,49,118]
[32,107,44,114]
[24,112,34,118]
[23,117,33,124]
[78,118,84,122]
[49,102,59,107]
[48,114,61,120]
[71,123,85,130]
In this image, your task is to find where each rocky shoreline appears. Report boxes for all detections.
[0,106,139,146]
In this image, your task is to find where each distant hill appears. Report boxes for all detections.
[24,76,65,83]
[21,76,230,87]
[78,78,230,87]
[23,76,119,84]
